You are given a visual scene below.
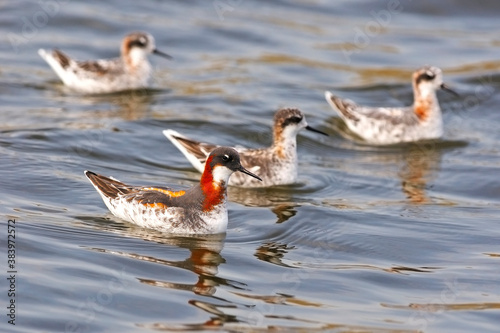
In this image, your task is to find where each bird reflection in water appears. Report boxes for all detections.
[78,87,158,122]
[84,222,255,329]
[399,141,443,204]
[85,224,233,296]
[130,233,239,297]
[227,186,298,224]
[109,88,157,121]
[254,241,296,267]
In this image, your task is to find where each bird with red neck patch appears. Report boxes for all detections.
[38,31,172,94]
[84,147,261,234]
[163,108,327,188]
[325,66,459,145]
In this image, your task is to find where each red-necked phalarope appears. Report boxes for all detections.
[163,108,327,188]
[85,147,261,234]
[38,31,171,94]
[325,66,458,145]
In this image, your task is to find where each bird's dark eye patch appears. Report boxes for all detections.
[129,37,147,49]
[222,154,230,162]
[423,71,435,80]
[282,115,303,127]
[417,72,436,84]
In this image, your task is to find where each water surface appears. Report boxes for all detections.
[1,1,499,332]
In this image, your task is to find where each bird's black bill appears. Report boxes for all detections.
[153,49,173,60]
[306,125,328,136]
[238,166,262,182]
[440,83,459,97]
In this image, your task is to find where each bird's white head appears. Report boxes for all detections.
[273,108,327,143]
[412,66,457,98]
[121,32,172,67]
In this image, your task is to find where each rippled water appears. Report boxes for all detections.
[1,1,499,332]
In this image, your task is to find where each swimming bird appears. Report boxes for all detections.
[38,31,171,94]
[163,108,327,188]
[85,147,261,234]
[325,66,458,145]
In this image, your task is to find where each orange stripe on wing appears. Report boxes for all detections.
[143,187,186,197]
[143,202,168,209]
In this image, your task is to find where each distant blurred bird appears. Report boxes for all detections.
[38,31,171,94]
[325,66,458,145]
[163,108,327,187]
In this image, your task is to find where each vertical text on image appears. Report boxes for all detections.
[6,219,17,326]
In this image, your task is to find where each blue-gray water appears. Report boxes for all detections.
[1,1,499,332]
